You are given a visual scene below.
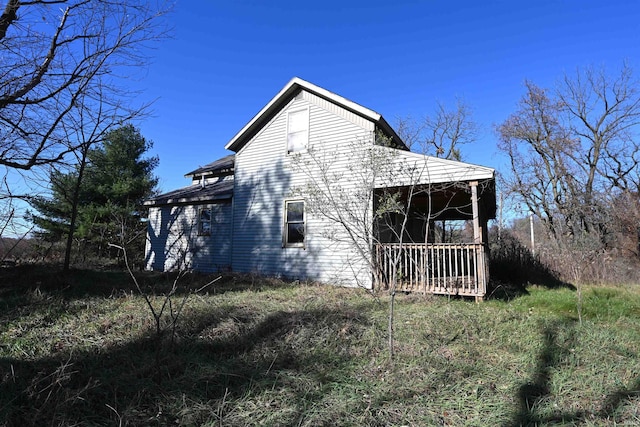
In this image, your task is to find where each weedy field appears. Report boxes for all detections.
[0,266,639,426]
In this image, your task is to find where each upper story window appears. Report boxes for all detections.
[198,206,212,236]
[284,200,305,247]
[287,108,308,153]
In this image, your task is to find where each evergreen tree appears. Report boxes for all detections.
[30,124,158,265]
[30,171,79,242]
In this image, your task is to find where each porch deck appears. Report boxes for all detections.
[374,243,488,299]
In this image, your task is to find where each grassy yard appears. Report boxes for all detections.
[0,266,639,426]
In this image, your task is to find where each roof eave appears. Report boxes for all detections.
[376,116,408,151]
[184,167,234,179]
[144,193,232,207]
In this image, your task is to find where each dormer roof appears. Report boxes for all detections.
[185,154,234,178]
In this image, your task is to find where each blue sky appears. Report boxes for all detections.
[138,0,640,193]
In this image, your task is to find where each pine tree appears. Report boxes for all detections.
[30,171,79,242]
[30,125,158,266]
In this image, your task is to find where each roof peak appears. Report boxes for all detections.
[225,78,405,152]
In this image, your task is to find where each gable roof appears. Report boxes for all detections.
[185,154,234,178]
[224,77,407,153]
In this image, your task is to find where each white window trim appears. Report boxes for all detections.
[286,107,309,154]
[283,199,305,248]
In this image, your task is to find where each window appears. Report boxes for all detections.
[198,207,211,236]
[284,200,305,246]
[287,108,308,153]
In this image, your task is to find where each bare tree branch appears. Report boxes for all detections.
[0,0,170,171]
[498,64,640,256]
[395,99,478,160]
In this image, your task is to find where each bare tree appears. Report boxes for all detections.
[499,65,640,237]
[498,81,581,238]
[0,175,34,262]
[110,242,221,382]
[498,64,640,283]
[559,63,640,197]
[0,0,167,244]
[395,98,478,160]
[288,137,408,358]
[0,0,168,171]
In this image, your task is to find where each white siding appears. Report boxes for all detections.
[375,147,495,187]
[301,90,374,132]
[145,202,232,272]
[231,90,376,287]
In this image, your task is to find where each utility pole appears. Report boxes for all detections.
[498,193,503,241]
[529,213,535,256]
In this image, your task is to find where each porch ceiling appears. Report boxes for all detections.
[376,178,496,221]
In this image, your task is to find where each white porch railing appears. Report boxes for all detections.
[374,243,487,299]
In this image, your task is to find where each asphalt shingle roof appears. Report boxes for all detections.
[144,179,233,206]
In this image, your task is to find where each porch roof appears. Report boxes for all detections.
[373,146,495,188]
[373,146,497,220]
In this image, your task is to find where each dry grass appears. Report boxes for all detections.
[1,266,639,426]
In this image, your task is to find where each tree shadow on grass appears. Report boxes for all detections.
[488,232,574,301]
[0,264,299,314]
[598,376,640,421]
[508,319,583,426]
[507,319,640,426]
[0,303,369,426]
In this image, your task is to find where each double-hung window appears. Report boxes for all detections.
[198,206,212,236]
[287,108,308,153]
[284,200,305,247]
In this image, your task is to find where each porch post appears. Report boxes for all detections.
[470,181,482,243]
[470,181,486,300]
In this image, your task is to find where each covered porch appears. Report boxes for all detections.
[373,178,496,300]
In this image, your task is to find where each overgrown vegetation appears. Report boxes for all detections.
[1,266,639,426]
[497,64,640,285]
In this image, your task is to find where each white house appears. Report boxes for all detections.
[144,78,496,298]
